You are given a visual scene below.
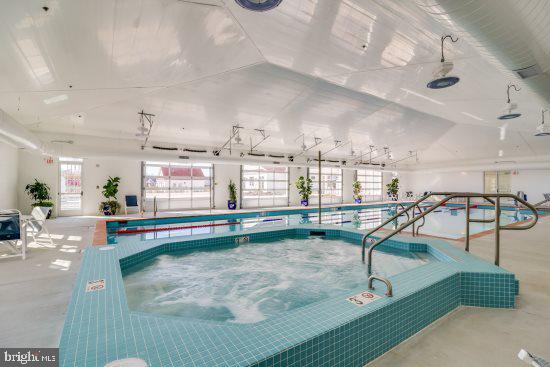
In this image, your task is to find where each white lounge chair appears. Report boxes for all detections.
[24,207,54,246]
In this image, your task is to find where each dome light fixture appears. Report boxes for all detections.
[498,84,522,120]
[535,109,550,136]
[235,0,282,12]
[427,35,460,89]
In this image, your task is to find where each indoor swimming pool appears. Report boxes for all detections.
[122,235,431,323]
[106,202,539,245]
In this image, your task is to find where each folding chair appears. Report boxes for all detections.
[125,195,140,215]
[24,207,54,246]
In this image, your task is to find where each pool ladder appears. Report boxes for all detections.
[362,192,539,276]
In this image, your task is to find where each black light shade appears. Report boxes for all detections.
[235,0,282,11]
[427,76,459,89]
[498,113,521,120]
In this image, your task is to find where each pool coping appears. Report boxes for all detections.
[61,224,517,367]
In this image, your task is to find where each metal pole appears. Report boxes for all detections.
[495,196,500,266]
[465,197,470,252]
[318,150,322,224]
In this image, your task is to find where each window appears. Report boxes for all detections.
[309,167,343,204]
[142,162,213,210]
[357,169,383,201]
[241,165,289,208]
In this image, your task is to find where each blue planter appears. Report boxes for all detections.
[354,198,362,204]
[102,204,111,216]
[300,199,309,206]
[228,200,237,210]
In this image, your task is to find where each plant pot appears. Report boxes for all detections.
[36,206,52,219]
[300,199,309,206]
[354,198,362,204]
[102,203,112,216]
[228,200,237,210]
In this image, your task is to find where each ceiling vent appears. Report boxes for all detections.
[235,0,282,11]
[514,64,542,80]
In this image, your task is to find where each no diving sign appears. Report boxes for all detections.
[346,291,381,307]
[86,279,106,292]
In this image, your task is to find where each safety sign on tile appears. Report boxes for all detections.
[346,291,381,307]
[86,279,106,292]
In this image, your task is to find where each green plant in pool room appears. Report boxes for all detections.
[353,180,362,203]
[228,179,237,210]
[25,179,54,218]
[386,177,399,200]
[99,176,121,215]
[296,175,312,206]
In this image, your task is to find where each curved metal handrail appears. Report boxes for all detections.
[368,275,393,297]
[414,204,426,235]
[361,192,434,262]
[363,192,539,275]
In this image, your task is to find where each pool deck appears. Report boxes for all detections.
[0,206,549,366]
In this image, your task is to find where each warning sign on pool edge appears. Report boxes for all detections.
[86,279,106,292]
[346,291,381,307]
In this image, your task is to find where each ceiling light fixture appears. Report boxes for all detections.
[235,0,282,12]
[427,35,460,89]
[498,84,522,120]
[43,94,68,105]
[400,88,444,105]
[535,109,550,136]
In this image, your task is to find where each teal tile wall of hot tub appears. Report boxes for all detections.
[60,225,517,367]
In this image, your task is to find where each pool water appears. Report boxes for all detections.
[122,236,431,324]
[111,205,535,244]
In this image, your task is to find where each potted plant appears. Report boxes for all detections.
[296,176,312,206]
[386,177,399,201]
[25,179,54,218]
[99,176,121,215]
[353,180,362,204]
[227,180,237,210]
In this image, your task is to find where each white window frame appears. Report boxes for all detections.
[241,164,289,208]
[356,169,383,202]
[308,167,343,205]
[142,161,213,211]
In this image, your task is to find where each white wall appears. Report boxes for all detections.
[289,166,306,206]
[0,141,19,210]
[81,158,141,215]
[398,169,550,203]
[213,163,241,209]
[510,170,550,203]
[18,151,141,216]
[343,169,355,203]
[398,171,484,196]
[18,150,58,215]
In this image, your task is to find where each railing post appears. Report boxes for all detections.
[465,197,470,252]
[495,195,500,266]
[412,205,416,237]
[318,150,321,225]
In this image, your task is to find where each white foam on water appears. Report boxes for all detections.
[123,236,425,323]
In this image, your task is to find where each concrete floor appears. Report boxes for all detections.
[0,212,548,366]
[370,215,550,367]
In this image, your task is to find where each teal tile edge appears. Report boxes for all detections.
[60,225,517,367]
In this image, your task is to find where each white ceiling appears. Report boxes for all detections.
[1,0,549,169]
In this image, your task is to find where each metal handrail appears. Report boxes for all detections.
[363,192,539,275]
[534,197,550,208]
[368,275,393,297]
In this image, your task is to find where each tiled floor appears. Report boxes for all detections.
[0,210,549,366]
